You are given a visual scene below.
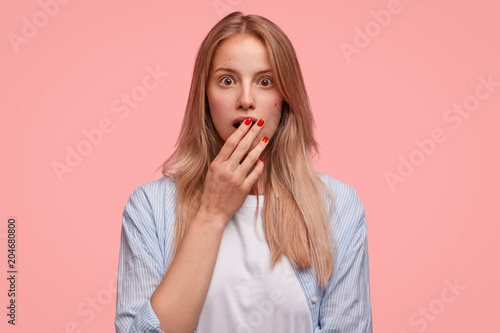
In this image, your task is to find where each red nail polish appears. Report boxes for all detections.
[262,136,268,143]
[257,119,264,127]
[244,118,252,125]
[260,157,263,162]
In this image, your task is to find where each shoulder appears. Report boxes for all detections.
[122,176,177,247]
[316,172,365,216]
[315,172,367,243]
[127,175,177,204]
[123,176,177,227]
[317,173,357,196]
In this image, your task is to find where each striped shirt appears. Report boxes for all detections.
[115,173,373,332]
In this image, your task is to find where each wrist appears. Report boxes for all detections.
[194,208,229,231]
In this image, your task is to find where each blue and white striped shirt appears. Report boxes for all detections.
[115,173,373,332]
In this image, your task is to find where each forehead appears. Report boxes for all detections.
[211,34,271,70]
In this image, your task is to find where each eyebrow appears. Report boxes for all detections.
[213,67,273,76]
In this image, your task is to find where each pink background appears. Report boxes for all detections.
[1,0,499,332]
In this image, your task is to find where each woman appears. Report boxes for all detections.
[115,11,372,333]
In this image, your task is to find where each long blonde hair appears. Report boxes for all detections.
[157,12,336,289]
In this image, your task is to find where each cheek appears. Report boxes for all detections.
[208,92,231,118]
[268,99,283,122]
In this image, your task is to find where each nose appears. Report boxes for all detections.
[237,83,255,111]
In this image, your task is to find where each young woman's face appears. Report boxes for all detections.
[206,34,284,149]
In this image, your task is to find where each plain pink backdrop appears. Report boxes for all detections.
[1,0,499,332]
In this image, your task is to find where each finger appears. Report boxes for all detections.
[242,157,264,190]
[238,135,269,172]
[227,118,265,164]
[215,117,253,162]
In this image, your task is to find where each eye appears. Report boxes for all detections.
[259,77,273,87]
[219,76,235,86]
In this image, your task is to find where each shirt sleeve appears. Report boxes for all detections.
[316,186,373,332]
[115,185,165,333]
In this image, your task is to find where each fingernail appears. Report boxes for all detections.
[257,119,264,127]
[262,136,268,143]
[245,118,252,125]
[260,157,263,162]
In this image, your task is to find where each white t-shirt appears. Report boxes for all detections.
[196,195,313,333]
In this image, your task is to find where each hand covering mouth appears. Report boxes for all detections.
[233,116,258,128]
